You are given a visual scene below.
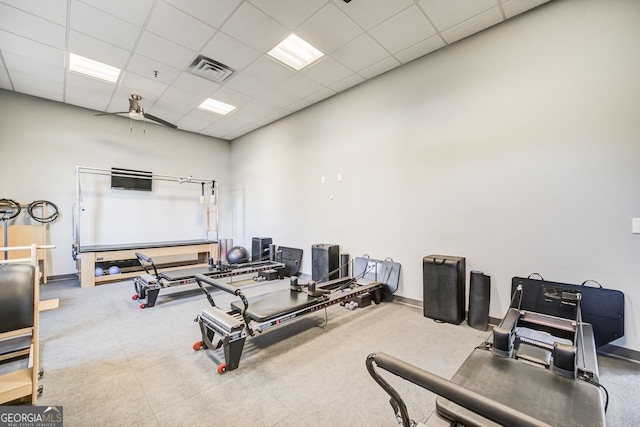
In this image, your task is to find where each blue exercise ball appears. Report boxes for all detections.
[227,246,249,264]
[95,267,104,276]
[108,265,121,275]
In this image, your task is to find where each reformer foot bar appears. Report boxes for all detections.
[133,252,285,308]
[193,256,401,373]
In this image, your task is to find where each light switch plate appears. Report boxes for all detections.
[633,218,640,234]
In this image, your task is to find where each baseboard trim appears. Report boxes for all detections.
[598,344,640,362]
[390,295,421,307]
[46,273,79,282]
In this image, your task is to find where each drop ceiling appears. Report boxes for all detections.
[0,0,550,140]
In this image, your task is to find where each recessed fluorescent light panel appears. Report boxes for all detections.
[68,53,121,83]
[198,98,237,115]
[268,34,324,71]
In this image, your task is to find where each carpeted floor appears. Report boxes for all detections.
[14,276,639,426]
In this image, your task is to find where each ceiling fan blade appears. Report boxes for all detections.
[144,113,177,129]
[94,112,129,116]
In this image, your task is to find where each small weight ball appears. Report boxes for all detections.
[227,246,250,264]
[95,267,104,277]
[108,265,121,275]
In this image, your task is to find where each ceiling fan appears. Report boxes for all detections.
[95,94,177,129]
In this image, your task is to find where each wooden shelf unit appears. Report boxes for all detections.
[78,241,217,287]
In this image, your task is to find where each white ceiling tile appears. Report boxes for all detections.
[160,86,205,111]
[296,3,362,55]
[0,0,551,140]
[3,52,64,82]
[287,98,312,113]
[329,73,364,93]
[1,0,67,26]
[224,73,271,98]
[77,0,155,27]
[223,125,255,140]
[164,0,241,29]
[65,84,113,111]
[258,87,299,109]
[200,32,261,71]
[125,54,181,85]
[172,72,220,96]
[147,2,216,51]
[211,86,252,107]
[119,72,169,99]
[227,107,265,124]
[418,0,498,31]
[135,31,197,70]
[221,2,289,52]
[183,107,224,123]
[369,6,437,54]
[394,36,445,64]
[201,116,246,138]
[69,30,131,69]
[358,56,401,80]
[0,67,11,89]
[242,98,281,116]
[66,72,117,95]
[244,55,295,86]
[147,98,191,119]
[302,56,353,87]
[278,73,324,99]
[332,34,389,72]
[249,0,326,30]
[335,0,413,31]
[0,3,66,50]
[70,2,141,51]
[176,114,214,133]
[304,87,335,104]
[441,7,504,44]
[0,30,65,68]
[268,108,291,121]
[10,72,64,99]
[18,87,64,102]
[503,0,550,19]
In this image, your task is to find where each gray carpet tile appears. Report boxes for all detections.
[23,277,638,426]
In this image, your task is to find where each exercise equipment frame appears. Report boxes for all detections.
[133,252,285,308]
[192,256,400,373]
[72,165,218,264]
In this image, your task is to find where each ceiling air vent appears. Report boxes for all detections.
[188,55,235,84]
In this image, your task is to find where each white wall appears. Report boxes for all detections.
[230,0,640,350]
[0,89,232,275]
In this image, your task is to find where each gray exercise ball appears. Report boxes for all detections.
[227,246,249,264]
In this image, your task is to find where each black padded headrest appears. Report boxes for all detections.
[0,264,35,333]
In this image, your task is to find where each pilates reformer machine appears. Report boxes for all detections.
[193,256,401,373]
[367,276,624,427]
[132,245,303,308]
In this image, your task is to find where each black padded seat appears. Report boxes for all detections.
[231,289,321,322]
[0,264,35,333]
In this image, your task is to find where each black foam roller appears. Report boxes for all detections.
[468,270,491,331]
[340,253,350,278]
